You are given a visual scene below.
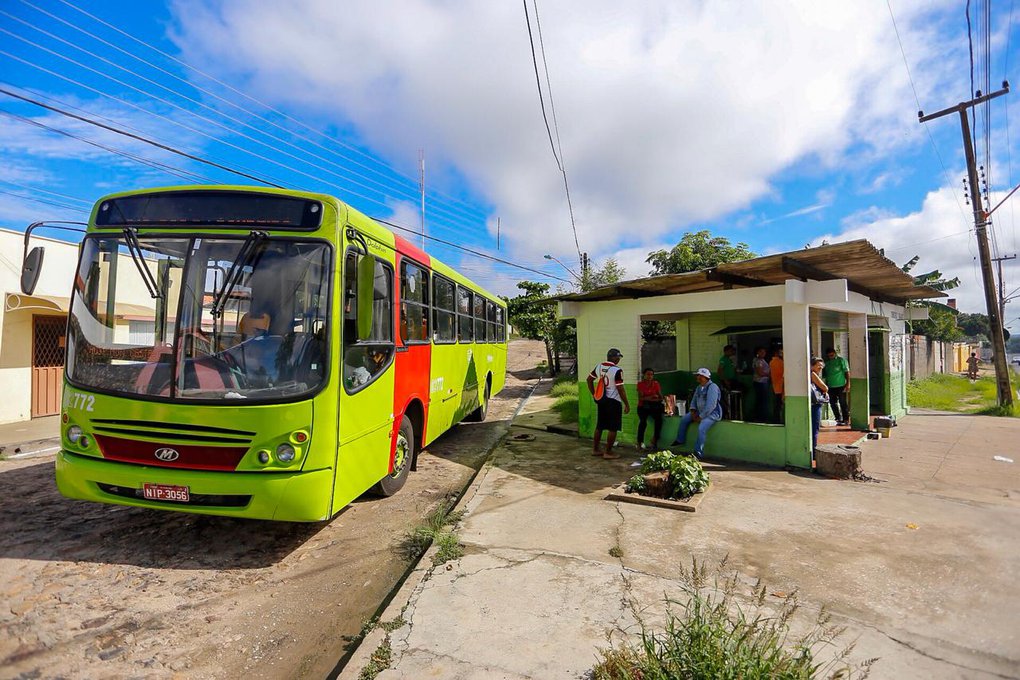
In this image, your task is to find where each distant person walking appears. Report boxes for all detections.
[586,348,630,459]
[673,368,722,459]
[769,346,784,424]
[823,348,850,426]
[636,368,664,450]
[752,346,771,422]
[810,357,829,453]
[967,352,980,380]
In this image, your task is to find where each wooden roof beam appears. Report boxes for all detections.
[781,256,899,305]
[705,268,770,289]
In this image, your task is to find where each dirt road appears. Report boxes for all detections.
[0,340,548,680]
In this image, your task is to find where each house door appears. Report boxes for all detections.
[32,315,66,417]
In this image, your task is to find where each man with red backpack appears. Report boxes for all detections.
[586,348,631,459]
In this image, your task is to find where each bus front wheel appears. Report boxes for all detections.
[375,415,413,496]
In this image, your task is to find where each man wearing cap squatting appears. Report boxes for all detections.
[673,367,722,459]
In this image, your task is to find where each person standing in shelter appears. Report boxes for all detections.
[966,352,980,379]
[636,368,664,451]
[752,346,771,422]
[823,348,850,426]
[769,346,784,424]
[810,357,829,454]
[672,367,722,459]
[717,345,738,390]
[586,348,630,460]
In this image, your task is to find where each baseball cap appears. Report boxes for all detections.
[696,367,711,379]
[607,348,623,359]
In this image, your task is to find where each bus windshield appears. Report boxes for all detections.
[67,235,331,403]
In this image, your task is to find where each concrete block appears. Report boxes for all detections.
[815,444,862,479]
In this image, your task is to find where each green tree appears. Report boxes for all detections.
[505,281,573,375]
[957,312,1011,342]
[900,256,964,342]
[645,230,755,276]
[642,231,755,340]
[580,257,626,292]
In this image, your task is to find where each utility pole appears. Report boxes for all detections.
[921,83,1013,408]
[993,254,1017,322]
[418,149,426,250]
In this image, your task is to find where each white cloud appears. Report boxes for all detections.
[168,0,960,264]
[811,185,1020,331]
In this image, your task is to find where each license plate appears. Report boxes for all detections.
[142,483,190,502]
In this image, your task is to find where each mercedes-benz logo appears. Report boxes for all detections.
[154,447,180,462]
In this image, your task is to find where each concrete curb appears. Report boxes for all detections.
[337,377,547,679]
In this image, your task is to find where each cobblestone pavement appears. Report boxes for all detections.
[0,340,548,680]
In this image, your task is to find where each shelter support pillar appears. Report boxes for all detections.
[848,313,870,430]
[782,303,812,468]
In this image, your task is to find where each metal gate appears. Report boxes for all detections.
[32,315,66,417]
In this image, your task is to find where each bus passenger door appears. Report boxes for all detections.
[394,257,431,453]
[333,247,396,510]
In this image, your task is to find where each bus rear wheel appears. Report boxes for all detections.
[375,415,413,496]
[466,379,490,422]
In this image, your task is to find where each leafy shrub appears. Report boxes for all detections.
[639,450,709,499]
[626,474,646,493]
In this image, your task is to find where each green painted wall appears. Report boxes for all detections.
[784,395,812,468]
[889,370,907,418]
[578,379,793,468]
[849,376,870,430]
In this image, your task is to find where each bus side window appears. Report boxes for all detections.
[343,250,394,392]
[457,286,473,343]
[400,260,430,344]
[433,275,456,343]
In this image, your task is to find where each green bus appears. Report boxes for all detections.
[21,186,507,521]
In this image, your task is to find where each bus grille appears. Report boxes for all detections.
[94,434,249,471]
[91,419,255,445]
[97,483,251,508]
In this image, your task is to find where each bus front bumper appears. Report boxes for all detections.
[55,451,335,522]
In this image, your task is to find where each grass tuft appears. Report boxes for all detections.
[591,557,875,680]
[400,496,466,563]
[357,639,392,680]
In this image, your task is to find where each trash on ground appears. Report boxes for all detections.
[993,456,1013,463]
[905,523,919,530]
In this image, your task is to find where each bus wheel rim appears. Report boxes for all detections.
[392,433,409,477]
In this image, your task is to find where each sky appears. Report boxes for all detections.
[1,0,1019,331]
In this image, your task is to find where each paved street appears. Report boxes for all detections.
[0,340,547,679]
[346,408,1020,679]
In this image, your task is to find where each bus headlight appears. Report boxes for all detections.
[67,425,83,443]
[277,443,296,463]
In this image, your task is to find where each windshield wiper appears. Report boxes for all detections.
[122,228,161,299]
[212,230,268,318]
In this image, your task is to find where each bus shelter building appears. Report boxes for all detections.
[557,240,945,469]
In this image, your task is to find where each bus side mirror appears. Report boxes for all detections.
[21,246,45,295]
[356,255,375,341]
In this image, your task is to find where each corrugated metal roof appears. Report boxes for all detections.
[557,240,946,304]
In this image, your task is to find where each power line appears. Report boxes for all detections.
[374,216,570,283]
[0,178,92,207]
[7,7,488,230]
[522,0,582,264]
[885,0,971,227]
[0,108,220,184]
[0,92,562,283]
[0,87,283,187]
[0,187,87,214]
[40,0,490,222]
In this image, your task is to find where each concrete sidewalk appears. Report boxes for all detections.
[0,415,60,459]
[344,408,1020,679]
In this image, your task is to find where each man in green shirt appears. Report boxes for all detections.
[717,344,738,390]
[823,348,850,426]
